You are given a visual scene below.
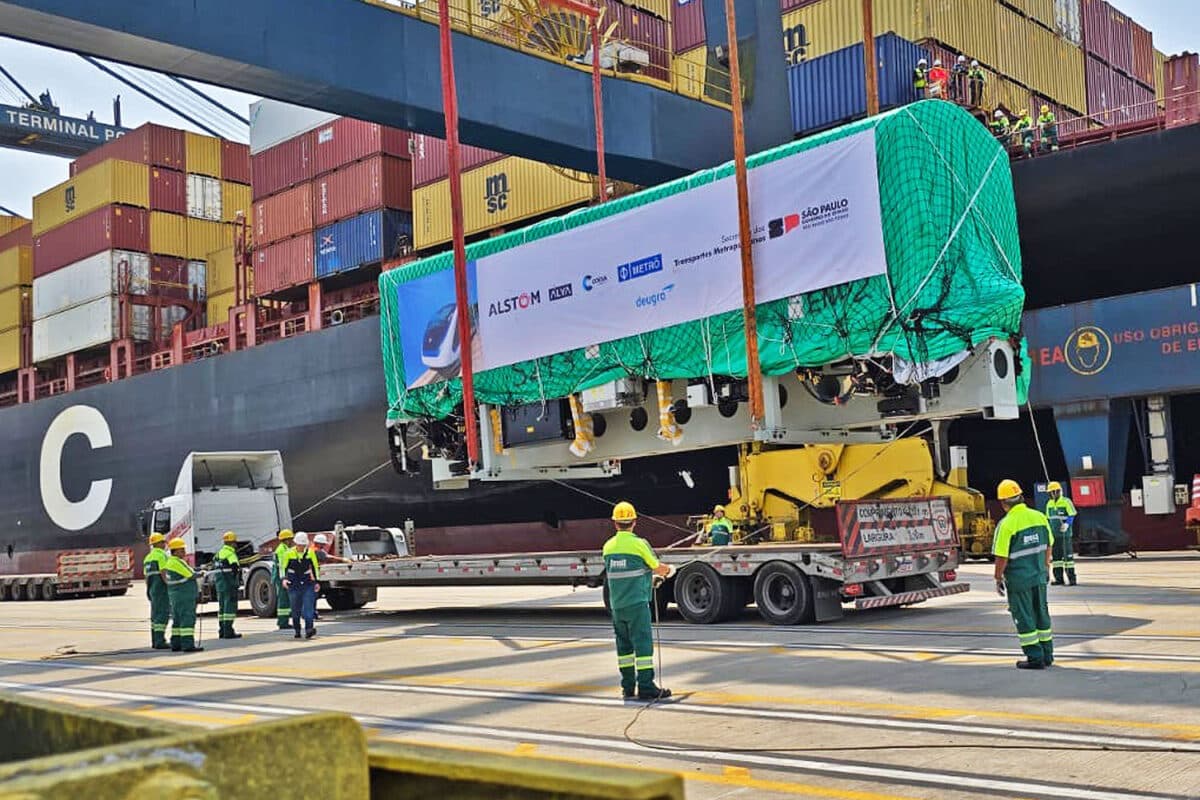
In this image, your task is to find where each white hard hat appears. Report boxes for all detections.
[994,109,1005,118]
[957,55,966,62]
[971,60,980,67]
[314,533,329,545]
[934,58,942,67]
[918,58,928,65]
[294,531,309,546]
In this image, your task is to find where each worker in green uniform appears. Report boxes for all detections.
[1014,109,1035,157]
[1045,481,1078,586]
[990,109,1011,141]
[706,505,734,546]
[1038,104,1059,153]
[213,531,243,639]
[912,58,928,97]
[967,60,986,107]
[992,480,1054,670]
[163,538,204,653]
[603,501,673,701]
[273,529,294,630]
[143,532,170,649]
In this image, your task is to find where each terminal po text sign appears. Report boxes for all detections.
[836,498,958,558]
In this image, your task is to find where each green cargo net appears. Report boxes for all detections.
[380,100,1028,423]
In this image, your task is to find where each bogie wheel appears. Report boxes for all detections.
[41,579,57,601]
[717,577,748,622]
[246,569,276,618]
[753,562,814,625]
[26,580,42,601]
[11,581,27,601]
[325,587,368,612]
[673,564,728,624]
[0,581,9,601]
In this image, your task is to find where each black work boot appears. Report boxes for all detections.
[1052,567,1064,585]
[1015,659,1045,670]
[637,684,672,701]
[227,630,243,639]
[1067,569,1077,586]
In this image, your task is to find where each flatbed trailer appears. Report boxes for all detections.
[0,548,134,601]
[317,498,969,625]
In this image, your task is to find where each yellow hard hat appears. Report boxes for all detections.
[167,538,187,551]
[1047,481,1062,493]
[1076,331,1099,349]
[1041,104,1050,113]
[148,533,165,545]
[611,501,638,522]
[278,529,294,540]
[997,479,1023,501]
[222,531,237,542]
[713,504,725,514]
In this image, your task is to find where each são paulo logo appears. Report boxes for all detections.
[1064,325,1112,376]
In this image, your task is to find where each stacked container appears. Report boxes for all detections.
[1079,0,1157,126]
[1163,52,1200,129]
[250,110,416,296]
[0,221,32,374]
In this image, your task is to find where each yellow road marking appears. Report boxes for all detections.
[134,705,257,726]
[513,742,538,755]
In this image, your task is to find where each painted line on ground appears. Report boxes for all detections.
[0,677,1185,800]
[4,657,1199,751]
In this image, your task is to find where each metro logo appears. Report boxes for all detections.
[485,173,509,214]
[768,214,800,239]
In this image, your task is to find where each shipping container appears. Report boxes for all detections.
[33,205,150,277]
[0,215,29,237]
[1009,0,1055,30]
[189,260,208,301]
[187,174,223,221]
[222,182,252,224]
[32,250,151,319]
[206,246,238,295]
[221,140,251,184]
[32,297,152,362]
[254,182,313,246]
[314,209,414,278]
[312,155,413,226]
[0,221,31,252]
[1107,3,1133,76]
[248,98,337,155]
[0,285,28,332]
[185,131,223,178]
[413,157,594,249]
[1081,0,1132,76]
[312,118,414,176]
[600,0,670,81]
[673,0,705,52]
[411,134,504,188]
[992,72,1035,117]
[1055,0,1081,44]
[0,242,33,288]
[992,7,1086,115]
[622,0,669,20]
[1164,52,1199,128]
[1154,48,1165,103]
[150,212,189,258]
[147,167,184,215]
[251,133,315,199]
[206,289,237,327]
[1130,21,1154,88]
[186,219,233,261]
[674,46,709,99]
[33,160,150,236]
[160,306,189,339]
[1086,52,1115,122]
[787,34,926,135]
[0,327,20,374]
[254,235,314,295]
[70,123,186,176]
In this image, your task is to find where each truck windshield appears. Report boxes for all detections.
[153,509,171,535]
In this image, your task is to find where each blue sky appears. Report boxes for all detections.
[1,2,1197,215]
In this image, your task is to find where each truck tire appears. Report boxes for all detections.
[673,564,728,624]
[0,581,9,601]
[718,577,749,622]
[10,580,27,601]
[753,562,814,625]
[26,580,42,601]
[247,569,276,618]
[41,579,57,601]
[324,587,369,612]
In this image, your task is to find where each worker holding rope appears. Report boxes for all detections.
[992,480,1054,670]
[603,501,674,701]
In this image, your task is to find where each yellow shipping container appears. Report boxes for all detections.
[0,215,29,236]
[206,246,237,295]
[32,160,149,236]
[0,285,29,332]
[622,0,669,21]
[187,219,234,261]
[185,132,223,178]
[413,157,595,250]
[0,245,32,289]
[1154,49,1166,103]
[675,46,708,99]
[222,182,252,224]
[0,326,20,374]
[150,212,189,258]
[206,289,238,326]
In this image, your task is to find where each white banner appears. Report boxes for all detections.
[472,129,886,371]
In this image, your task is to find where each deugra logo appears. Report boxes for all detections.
[635,284,675,309]
[485,173,509,214]
[488,290,541,316]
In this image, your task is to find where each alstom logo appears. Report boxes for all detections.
[635,284,675,309]
[488,290,541,316]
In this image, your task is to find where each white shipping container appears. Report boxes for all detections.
[33,298,151,362]
[1055,0,1082,45]
[188,260,208,300]
[187,174,223,221]
[33,250,151,319]
[248,98,338,155]
[160,306,189,339]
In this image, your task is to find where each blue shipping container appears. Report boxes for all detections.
[787,33,928,136]
[314,209,414,278]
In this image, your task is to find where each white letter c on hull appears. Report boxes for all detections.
[40,405,113,531]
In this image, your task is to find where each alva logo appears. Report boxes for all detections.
[488,290,541,317]
[635,284,675,309]
[485,173,509,214]
[768,213,800,239]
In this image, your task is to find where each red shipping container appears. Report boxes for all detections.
[1130,22,1154,88]
[70,123,186,177]
[411,134,503,188]
[600,0,669,82]
[312,156,412,226]
[1109,6,1133,77]
[221,141,251,185]
[1129,82,1156,122]
[1164,53,1200,129]
[1081,0,1110,68]
[251,132,315,200]
[312,118,414,176]
[254,235,313,295]
[33,205,150,277]
[0,222,32,253]
[673,0,705,53]
[149,167,186,214]
[1086,53,1117,124]
[148,255,190,301]
[254,183,314,246]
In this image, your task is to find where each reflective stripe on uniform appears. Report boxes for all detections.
[617,654,635,668]
[1009,544,1047,559]
[607,569,649,580]
[152,624,167,632]
[1037,628,1053,642]
[635,656,654,671]
[1017,630,1040,645]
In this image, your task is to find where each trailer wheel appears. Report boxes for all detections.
[717,577,749,622]
[25,580,42,601]
[673,564,728,624]
[41,579,57,601]
[753,562,814,625]
[10,580,27,601]
[325,588,368,612]
[247,569,276,618]
[0,581,10,601]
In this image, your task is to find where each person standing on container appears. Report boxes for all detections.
[213,531,243,639]
[990,109,1011,142]
[163,538,204,652]
[1014,109,1036,157]
[143,532,170,650]
[968,61,986,107]
[912,58,929,99]
[927,59,950,100]
[705,505,735,546]
[952,55,969,103]
[281,531,320,639]
[992,480,1054,670]
[1038,105,1060,152]
[273,529,294,630]
[1044,481,1078,585]
[603,501,674,701]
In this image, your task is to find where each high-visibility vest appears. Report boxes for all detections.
[913,67,927,89]
[602,531,659,610]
